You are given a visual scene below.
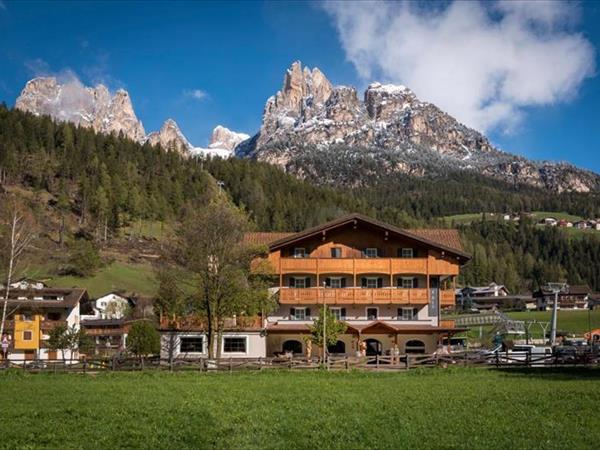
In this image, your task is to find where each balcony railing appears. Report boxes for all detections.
[279,257,458,276]
[279,288,436,305]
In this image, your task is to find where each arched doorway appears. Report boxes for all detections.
[282,340,303,355]
[328,340,346,355]
[405,340,426,354]
[365,338,382,356]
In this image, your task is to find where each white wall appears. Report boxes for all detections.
[160,331,266,359]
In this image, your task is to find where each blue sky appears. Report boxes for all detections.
[1,1,599,172]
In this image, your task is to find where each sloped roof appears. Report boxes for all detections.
[263,213,469,261]
[5,288,89,309]
[244,232,296,246]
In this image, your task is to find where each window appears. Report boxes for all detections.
[330,247,342,258]
[399,308,418,321]
[399,278,415,289]
[21,313,33,321]
[364,248,378,258]
[291,307,309,321]
[294,277,306,289]
[400,248,414,258]
[293,248,306,258]
[223,337,247,353]
[330,277,343,289]
[23,330,33,341]
[180,337,204,353]
[366,308,378,320]
[330,307,346,320]
[366,277,379,289]
[47,312,61,321]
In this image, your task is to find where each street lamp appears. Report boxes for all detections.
[545,282,567,346]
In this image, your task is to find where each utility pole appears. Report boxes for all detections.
[546,283,567,346]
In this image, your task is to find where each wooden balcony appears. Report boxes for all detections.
[279,288,430,305]
[279,257,457,276]
[440,290,456,306]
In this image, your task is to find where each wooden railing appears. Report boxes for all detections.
[279,288,430,304]
[280,257,432,275]
[440,290,456,306]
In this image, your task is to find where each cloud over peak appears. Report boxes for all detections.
[324,0,596,133]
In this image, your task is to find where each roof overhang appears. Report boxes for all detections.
[267,213,470,263]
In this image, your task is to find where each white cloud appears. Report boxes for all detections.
[324,0,596,133]
[184,89,208,101]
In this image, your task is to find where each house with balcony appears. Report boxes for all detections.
[250,213,470,357]
[1,288,90,360]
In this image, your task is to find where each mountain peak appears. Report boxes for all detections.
[209,125,250,151]
[244,63,600,193]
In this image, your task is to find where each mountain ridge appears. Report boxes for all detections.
[239,61,600,193]
[14,76,244,159]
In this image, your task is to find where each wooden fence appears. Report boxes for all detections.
[2,350,599,373]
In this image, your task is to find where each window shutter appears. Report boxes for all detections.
[377,278,383,288]
[397,308,402,318]
[306,308,311,317]
[289,278,295,288]
[397,278,402,288]
[413,307,419,318]
[413,278,417,288]
[361,277,367,288]
[362,248,367,257]
[305,277,311,288]
[325,277,331,287]
[341,278,346,288]
[290,307,296,317]
[341,308,346,319]
[377,248,383,257]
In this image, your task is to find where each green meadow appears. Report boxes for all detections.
[1,368,599,449]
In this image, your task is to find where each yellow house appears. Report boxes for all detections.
[13,314,41,351]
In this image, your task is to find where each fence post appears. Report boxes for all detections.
[111,356,116,371]
[258,356,262,370]
[376,355,379,370]
[83,356,87,374]
[229,358,233,373]
[345,357,349,371]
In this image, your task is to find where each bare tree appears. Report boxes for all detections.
[157,200,275,359]
[0,196,36,339]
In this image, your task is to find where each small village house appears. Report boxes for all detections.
[534,285,590,310]
[1,288,91,360]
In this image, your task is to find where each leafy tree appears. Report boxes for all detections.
[65,239,102,277]
[126,320,160,357]
[47,324,69,359]
[308,307,347,357]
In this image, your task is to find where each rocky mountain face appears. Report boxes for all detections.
[146,119,192,156]
[16,77,146,142]
[15,77,244,159]
[209,125,250,151]
[241,61,599,193]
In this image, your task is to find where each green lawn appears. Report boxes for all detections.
[507,310,600,335]
[0,369,599,449]
[47,261,157,297]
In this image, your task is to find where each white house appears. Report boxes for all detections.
[81,292,133,320]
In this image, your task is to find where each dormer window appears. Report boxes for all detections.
[364,248,378,258]
[293,248,306,258]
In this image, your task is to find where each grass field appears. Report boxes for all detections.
[46,261,157,297]
[0,369,598,449]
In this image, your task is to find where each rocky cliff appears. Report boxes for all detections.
[16,77,146,142]
[242,61,599,193]
[15,77,249,159]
